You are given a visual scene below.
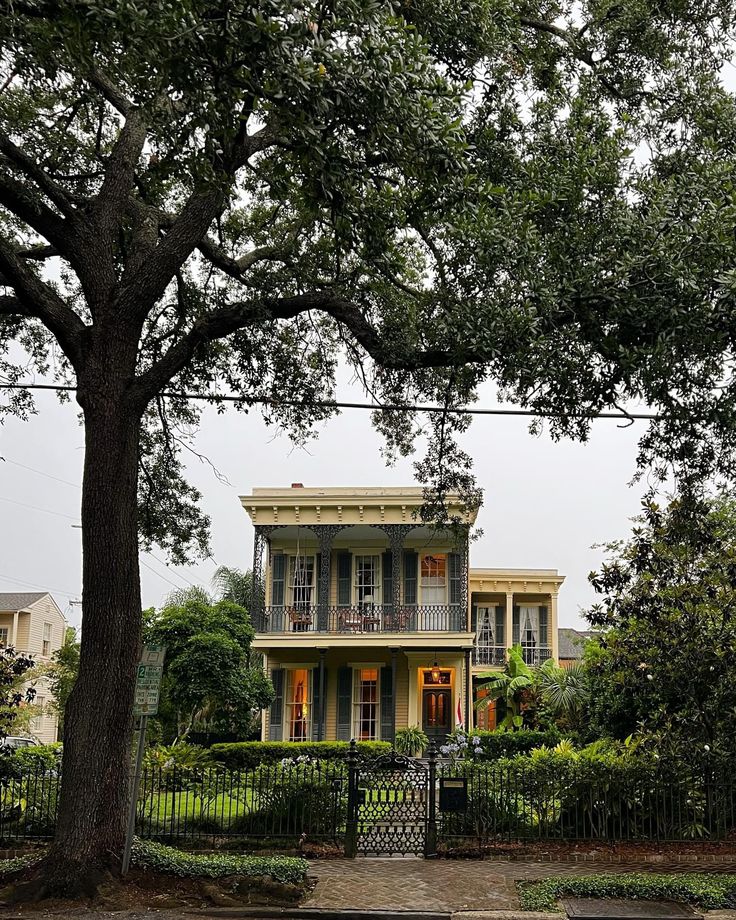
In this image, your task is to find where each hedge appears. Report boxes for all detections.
[132,839,309,884]
[210,740,391,769]
[471,729,562,759]
[518,873,736,912]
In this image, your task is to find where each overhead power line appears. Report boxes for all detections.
[0,381,660,421]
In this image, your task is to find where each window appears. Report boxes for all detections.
[285,668,311,741]
[288,556,315,610]
[353,668,379,740]
[354,555,380,607]
[42,623,52,657]
[32,696,45,732]
[420,554,447,604]
[0,628,8,647]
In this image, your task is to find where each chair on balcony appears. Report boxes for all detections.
[385,608,411,632]
[338,608,362,632]
[288,607,313,631]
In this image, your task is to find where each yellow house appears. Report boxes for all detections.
[0,592,67,744]
[242,485,564,743]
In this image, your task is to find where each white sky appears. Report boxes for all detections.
[0,370,649,632]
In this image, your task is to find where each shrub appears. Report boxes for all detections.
[518,873,736,912]
[395,726,429,757]
[210,740,390,769]
[143,742,212,771]
[468,729,562,760]
[10,743,62,772]
[132,838,308,884]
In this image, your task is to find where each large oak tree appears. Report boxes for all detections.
[1,0,735,893]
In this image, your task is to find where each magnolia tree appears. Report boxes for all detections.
[1,0,736,894]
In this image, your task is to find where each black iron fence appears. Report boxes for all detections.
[255,604,467,634]
[0,756,734,848]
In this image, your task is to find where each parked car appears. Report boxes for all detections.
[0,736,36,750]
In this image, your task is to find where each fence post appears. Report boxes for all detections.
[344,739,359,858]
[425,740,437,858]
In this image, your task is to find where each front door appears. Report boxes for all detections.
[422,688,451,742]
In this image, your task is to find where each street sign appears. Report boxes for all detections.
[133,646,165,716]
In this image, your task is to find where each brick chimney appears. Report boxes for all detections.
[291,482,304,488]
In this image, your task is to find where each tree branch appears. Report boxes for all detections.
[129,291,491,409]
[0,132,77,217]
[0,170,71,253]
[0,234,86,368]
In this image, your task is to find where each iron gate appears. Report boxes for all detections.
[345,741,438,857]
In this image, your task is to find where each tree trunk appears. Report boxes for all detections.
[42,388,143,894]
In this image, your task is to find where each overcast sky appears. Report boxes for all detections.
[0,369,650,632]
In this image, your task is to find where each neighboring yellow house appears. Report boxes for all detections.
[0,592,67,744]
[243,485,565,743]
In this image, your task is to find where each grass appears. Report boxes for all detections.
[518,873,736,912]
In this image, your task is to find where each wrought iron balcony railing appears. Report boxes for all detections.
[255,604,468,634]
[473,645,553,667]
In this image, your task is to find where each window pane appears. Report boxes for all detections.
[289,557,315,609]
[353,667,379,740]
[354,556,379,605]
[286,668,311,741]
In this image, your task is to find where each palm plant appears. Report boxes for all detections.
[536,660,589,726]
[475,645,534,730]
[212,566,262,609]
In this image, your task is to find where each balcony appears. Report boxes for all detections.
[255,604,467,635]
[473,645,553,667]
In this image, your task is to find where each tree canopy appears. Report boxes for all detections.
[145,596,273,740]
[585,494,736,763]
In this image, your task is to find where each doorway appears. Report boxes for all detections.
[422,688,451,742]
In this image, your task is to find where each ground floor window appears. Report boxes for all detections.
[353,667,379,740]
[285,668,312,741]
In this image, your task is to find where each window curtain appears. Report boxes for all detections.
[520,606,539,646]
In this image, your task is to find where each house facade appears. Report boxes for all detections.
[243,485,564,743]
[0,592,67,744]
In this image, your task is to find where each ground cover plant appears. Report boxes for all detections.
[518,873,736,912]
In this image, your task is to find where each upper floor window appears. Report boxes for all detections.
[420,554,447,605]
[354,555,380,607]
[288,556,315,610]
[32,695,46,732]
[42,623,52,657]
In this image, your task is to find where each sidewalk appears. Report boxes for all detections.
[303,858,736,913]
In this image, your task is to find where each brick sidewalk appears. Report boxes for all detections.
[303,858,736,912]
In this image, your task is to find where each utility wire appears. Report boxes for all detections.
[0,381,660,421]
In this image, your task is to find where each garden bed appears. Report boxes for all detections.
[518,873,736,912]
[0,840,311,911]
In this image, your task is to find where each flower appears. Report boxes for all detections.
[439,745,450,755]
[646,673,653,681]
[704,744,711,752]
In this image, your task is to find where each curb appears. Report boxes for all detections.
[183,910,451,920]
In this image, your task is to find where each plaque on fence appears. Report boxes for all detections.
[439,777,467,812]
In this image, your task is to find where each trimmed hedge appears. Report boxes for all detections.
[518,873,736,912]
[210,740,391,769]
[471,729,562,759]
[132,839,309,884]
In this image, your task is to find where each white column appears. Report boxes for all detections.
[505,591,513,654]
[550,592,559,663]
[12,611,18,649]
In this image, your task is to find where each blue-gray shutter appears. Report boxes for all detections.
[512,606,520,645]
[337,552,352,606]
[539,606,549,646]
[380,665,393,742]
[312,667,324,741]
[403,551,418,606]
[268,668,284,740]
[271,554,286,606]
[471,603,478,632]
[336,666,352,740]
[382,551,393,609]
[495,606,505,645]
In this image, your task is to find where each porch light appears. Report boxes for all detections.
[430,659,441,684]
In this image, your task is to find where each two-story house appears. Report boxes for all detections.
[0,592,67,743]
[243,485,564,743]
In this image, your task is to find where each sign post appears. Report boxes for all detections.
[121,645,165,875]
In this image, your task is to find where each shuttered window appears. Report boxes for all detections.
[352,668,379,741]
